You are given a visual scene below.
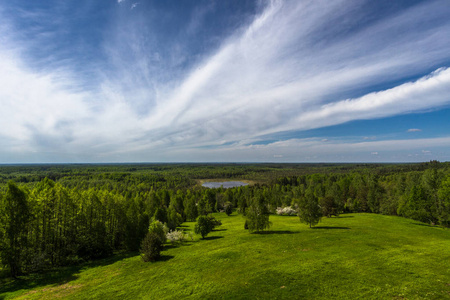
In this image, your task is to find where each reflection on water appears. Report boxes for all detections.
[202,181,248,189]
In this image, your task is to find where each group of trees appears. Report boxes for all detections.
[1,162,449,276]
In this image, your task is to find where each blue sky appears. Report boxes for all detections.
[0,0,450,163]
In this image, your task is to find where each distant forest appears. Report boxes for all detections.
[0,162,449,277]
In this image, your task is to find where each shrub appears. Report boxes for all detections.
[140,232,163,262]
[148,220,168,244]
[166,230,188,244]
[276,206,297,216]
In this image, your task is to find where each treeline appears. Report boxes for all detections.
[268,167,450,226]
[1,162,449,277]
[0,177,250,277]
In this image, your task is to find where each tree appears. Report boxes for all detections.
[153,206,168,224]
[437,176,450,227]
[194,215,214,239]
[0,182,30,277]
[148,220,167,244]
[298,187,322,228]
[319,196,338,217]
[141,220,167,262]
[245,196,271,233]
[197,196,211,216]
[140,232,163,262]
[224,202,233,216]
[184,196,198,221]
[167,206,183,230]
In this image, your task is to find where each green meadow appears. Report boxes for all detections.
[1,213,449,299]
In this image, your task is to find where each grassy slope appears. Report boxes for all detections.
[1,213,449,299]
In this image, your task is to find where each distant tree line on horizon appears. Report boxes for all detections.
[0,161,449,277]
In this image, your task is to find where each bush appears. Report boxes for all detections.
[140,232,163,262]
[148,220,168,244]
[275,206,297,216]
[166,230,189,244]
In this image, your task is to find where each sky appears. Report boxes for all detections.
[1,0,450,163]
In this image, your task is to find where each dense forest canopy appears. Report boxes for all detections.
[0,162,449,277]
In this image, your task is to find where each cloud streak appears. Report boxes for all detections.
[0,0,450,162]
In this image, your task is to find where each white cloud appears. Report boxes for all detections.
[129,136,450,163]
[407,128,422,132]
[1,0,450,162]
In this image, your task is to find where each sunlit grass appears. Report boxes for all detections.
[1,213,449,299]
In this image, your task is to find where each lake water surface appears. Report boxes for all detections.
[202,181,248,189]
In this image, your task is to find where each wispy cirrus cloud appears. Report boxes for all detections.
[0,0,450,162]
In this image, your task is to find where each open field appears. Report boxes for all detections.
[1,213,449,299]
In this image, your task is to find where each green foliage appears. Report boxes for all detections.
[319,196,339,217]
[153,207,168,224]
[0,182,30,277]
[140,232,163,262]
[1,161,450,278]
[207,215,222,228]
[437,176,450,227]
[245,196,271,233]
[184,196,198,221]
[148,220,167,244]
[224,202,233,216]
[297,188,322,228]
[167,207,183,230]
[194,215,214,239]
[197,196,211,216]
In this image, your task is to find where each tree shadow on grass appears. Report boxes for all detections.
[312,226,350,230]
[164,242,194,250]
[255,230,298,235]
[212,228,227,232]
[335,215,354,218]
[0,252,136,299]
[157,255,174,262]
[412,222,435,227]
[203,236,224,241]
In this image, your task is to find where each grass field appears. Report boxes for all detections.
[1,213,449,299]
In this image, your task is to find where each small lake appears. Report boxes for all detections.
[202,181,248,189]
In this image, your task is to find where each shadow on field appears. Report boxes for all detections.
[204,236,224,240]
[256,230,298,235]
[0,252,136,299]
[158,255,175,262]
[312,226,350,230]
[213,228,227,232]
[412,222,435,227]
[335,215,354,218]
[164,242,194,250]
